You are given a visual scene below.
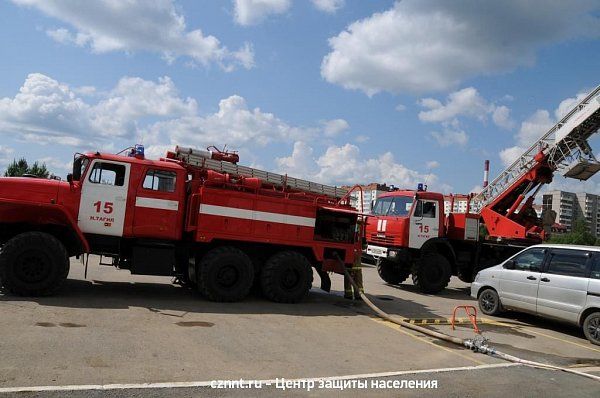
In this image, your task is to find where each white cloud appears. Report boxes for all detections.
[354,135,369,143]
[418,87,514,130]
[395,104,406,112]
[14,0,254,70]
[0,73,196,146]
[426,160,440,169]
[275,141,319,177]
[321,0,600,95]
[233,0,291,26]
[311,0,345,14]
[430,129,468,147]
[276,142,441,190]
[0,146,15,167]
[492,105,515,130]
[499,109,555,166]
[0,73,351,156]
[321,118,349,137]
[145,95,317,148]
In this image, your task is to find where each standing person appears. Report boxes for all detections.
[344,252,364,300]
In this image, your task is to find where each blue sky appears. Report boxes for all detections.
[0,0,599,194]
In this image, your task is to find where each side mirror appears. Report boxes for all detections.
[67,173,73,184]
[504,260,516,270]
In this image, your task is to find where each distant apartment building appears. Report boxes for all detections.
[542,190,600,236]
[443,196,482,214]
[344,183,394,213]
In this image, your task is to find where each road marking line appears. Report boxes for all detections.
[0,363,520,393]
[483,319,600,354]
[370,318,487,365]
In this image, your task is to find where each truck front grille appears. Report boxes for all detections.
[370,233,395,245]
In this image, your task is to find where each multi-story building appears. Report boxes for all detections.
[542,190,600,236]
[344,183,394,214]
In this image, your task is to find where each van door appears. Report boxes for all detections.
[78,160,130,236]
[408,199,440,249]
[497,247,545,313]
[536,248,592,324]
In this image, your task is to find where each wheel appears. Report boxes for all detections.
[0,232,69,296]
[411,252,451,294]
[377,259,410,285]
[583,312,600,346]
[260,251,313,303]
[478,288,502,316]
[197,246,254,302]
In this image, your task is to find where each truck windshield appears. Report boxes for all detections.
[372,196,413,216]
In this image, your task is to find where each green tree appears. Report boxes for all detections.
[3,158,49,178]
[548,218,596,246]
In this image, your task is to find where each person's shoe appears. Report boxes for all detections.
[344,295,354,300]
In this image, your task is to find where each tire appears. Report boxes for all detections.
[0,232,69,296]
[377,259,410,285]
[197,246,254,302]
[261,251,313,303]
[478,288,502,316]
[583,312,600,346]
[411,252,451,294]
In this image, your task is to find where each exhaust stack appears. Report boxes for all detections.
[483,160,489,188]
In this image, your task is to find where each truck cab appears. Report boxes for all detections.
[365,189,444,258]
[364,187,484,293]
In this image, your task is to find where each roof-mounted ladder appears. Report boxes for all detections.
[174,146,348,199]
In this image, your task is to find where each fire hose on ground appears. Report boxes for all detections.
[337,259,600,383]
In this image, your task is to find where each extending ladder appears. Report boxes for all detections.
[474,85,600,209]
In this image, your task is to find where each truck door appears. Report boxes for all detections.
[78,160,130,236]
[408,199,440,249]
[536,248,591,323]
[132,168,182,240]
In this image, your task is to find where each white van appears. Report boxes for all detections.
[471,244,600,345]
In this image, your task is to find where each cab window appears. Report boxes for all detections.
[143,169,176,192]
[545,249,590,278]
[510,248,546,272]
[88,162,125,186]
[414,200,436,218]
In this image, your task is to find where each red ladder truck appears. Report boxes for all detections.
[0,145,361,303]
[365,84,600,293]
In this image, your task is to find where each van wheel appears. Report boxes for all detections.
[377,259,410,285]
[261,251,313,303]
[478,288,502,316]
[0,232,70,296]
[583,312,600,346]
[197,246,254,302]
[411,252,451,294]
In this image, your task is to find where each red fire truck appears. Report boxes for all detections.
[0,145,361,303]
[365,85,600,293]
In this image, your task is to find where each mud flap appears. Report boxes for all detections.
[316,268,331,292]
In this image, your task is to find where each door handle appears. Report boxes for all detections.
[526,276,537,280]
[540,277,550,282]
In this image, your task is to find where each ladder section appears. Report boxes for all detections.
[474,85,600,209]
[175,146,348,199]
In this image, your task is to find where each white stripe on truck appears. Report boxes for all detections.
[135,197,179,211]
[199,204,315,227]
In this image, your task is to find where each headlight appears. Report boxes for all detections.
[388,250,398,258]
